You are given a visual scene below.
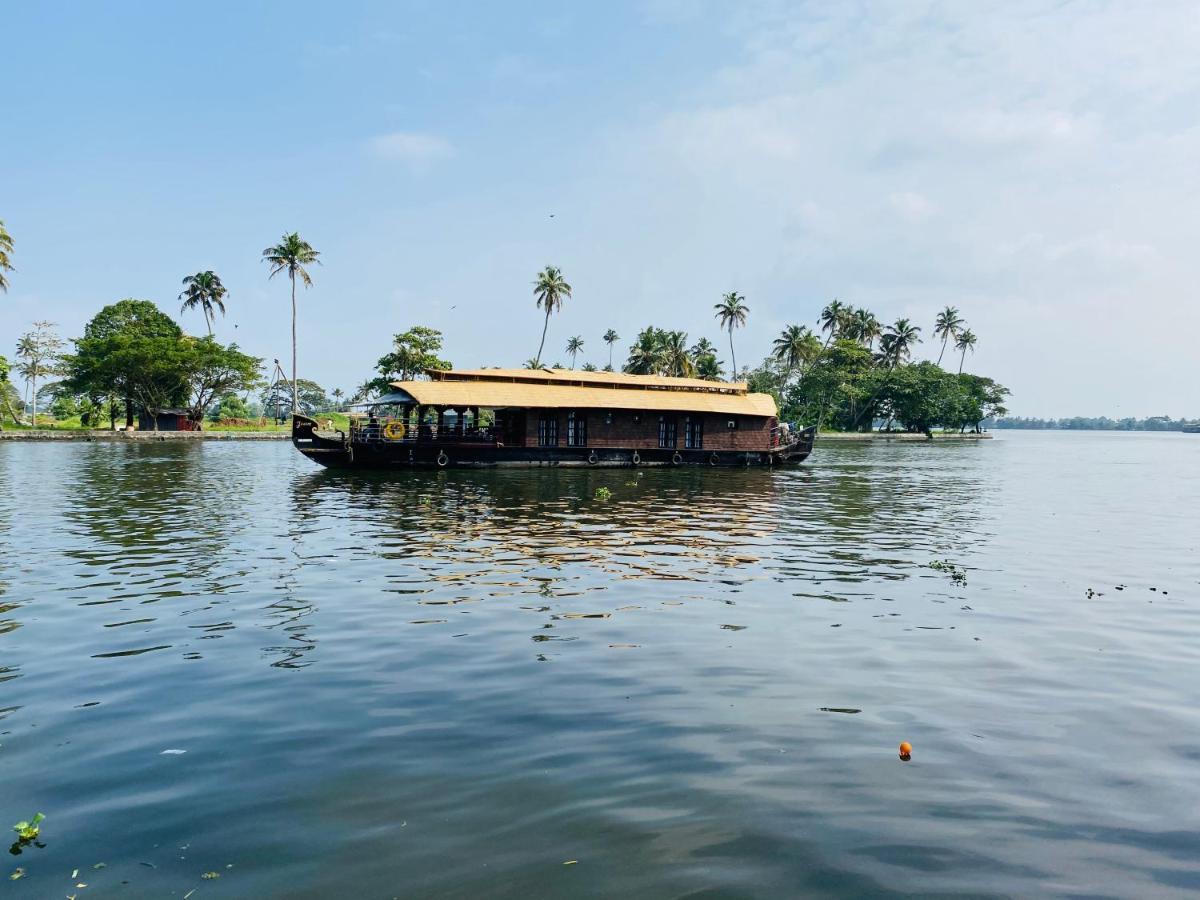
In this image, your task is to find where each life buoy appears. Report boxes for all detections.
[710,452,719,466]
[671,452,682,465]
[587,451,598,465]
[631,451,641,466]
[436,451,449,467]
[384,421,406,440]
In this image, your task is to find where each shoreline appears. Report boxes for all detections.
[1,429,991,443]
[816,432,992,442]
[0,429,289,441]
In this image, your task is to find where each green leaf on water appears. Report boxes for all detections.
[12,813,44,842]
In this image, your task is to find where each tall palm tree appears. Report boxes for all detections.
[0,219,14,292]
[713,292,749,381]
[179,270,228,335]
[934,306,964,366]
[566,335,585,369]
[852,308,881,350]
[881,318,922,367]
[262,232,321,412]
[602,329,619,370]
[332,388,345,410]
[661,330,697,378]
[533,266,571,367]
[818,299,848,347]
[955,328,977,374]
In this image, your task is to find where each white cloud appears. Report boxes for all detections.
[367,132,454,170]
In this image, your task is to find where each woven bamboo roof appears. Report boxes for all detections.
[429,367,749,394]
[387,376,777,417]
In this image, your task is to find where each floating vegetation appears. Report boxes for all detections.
[719,624,747,631]
[819,707,861,714]
[202,870,221,879]
[12,813,44,843]
[593,487,612,501]
[928,559,967,585]
[9,867,24,880]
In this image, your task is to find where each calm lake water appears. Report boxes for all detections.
[2,432,1199,897]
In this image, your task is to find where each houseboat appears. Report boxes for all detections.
[292,367,815,469]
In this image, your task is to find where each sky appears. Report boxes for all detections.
[2,0,1198,418]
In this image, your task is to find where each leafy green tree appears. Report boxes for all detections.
[713,292,749,380]
[784,338,878,430]
[179,270,229,336]
[214,393,250,421]
[934,306,964,366]
[581,362,598,372]
[262,232,321,412]
[62,299,184,427]
[370,325,452,393]
[955,328,977,374]
[0,219,14,293]
[262,378,329,419]
[532,266,571,367]
[877,362,960,435]
[50,393,79,420]
[0,354,24,426]
[602,329,619,370]
[566,335,585,369]
[182,337,263,426]
[15,321,65,427]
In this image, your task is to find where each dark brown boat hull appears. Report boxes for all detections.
[292,416,814,470]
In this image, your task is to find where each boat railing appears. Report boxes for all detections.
[348,416,501,445]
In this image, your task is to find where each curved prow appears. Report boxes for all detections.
[291,414,352,467]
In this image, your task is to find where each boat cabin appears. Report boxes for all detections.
[294,368,814,468]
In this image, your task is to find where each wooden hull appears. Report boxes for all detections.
[292,416,814,470]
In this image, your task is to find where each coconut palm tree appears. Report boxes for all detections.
[881,317,922,367]
[566,335,585,369]
[934,306,964,366]
[332,388,345,410]
[624,327,666,375]
[955,328,977,374]
[851,308,881,350]
[772,324,821,374]
[713,292,749,381]
[179,270,228,335]
[818,299,849,347]
[532,265,571,367]
[602,329,619,370]
[661,330,697,378]
[689,336,716,360]
[0,219,14,293]
[262,232,321,412]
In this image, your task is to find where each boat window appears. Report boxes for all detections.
[566,410,587,447]
[538,413,558,447]
[658,416,677,449]
[684,416,703,449]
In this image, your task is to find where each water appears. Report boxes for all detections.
[2,433,1198,897]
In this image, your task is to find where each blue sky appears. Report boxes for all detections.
[3,1,1198,416]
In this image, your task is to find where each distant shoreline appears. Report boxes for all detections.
[816,432,992,442]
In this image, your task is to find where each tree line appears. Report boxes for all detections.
[2,214,1007,434]
[987,416,1198,431]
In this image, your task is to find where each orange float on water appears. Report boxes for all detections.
[899,741,913,760]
